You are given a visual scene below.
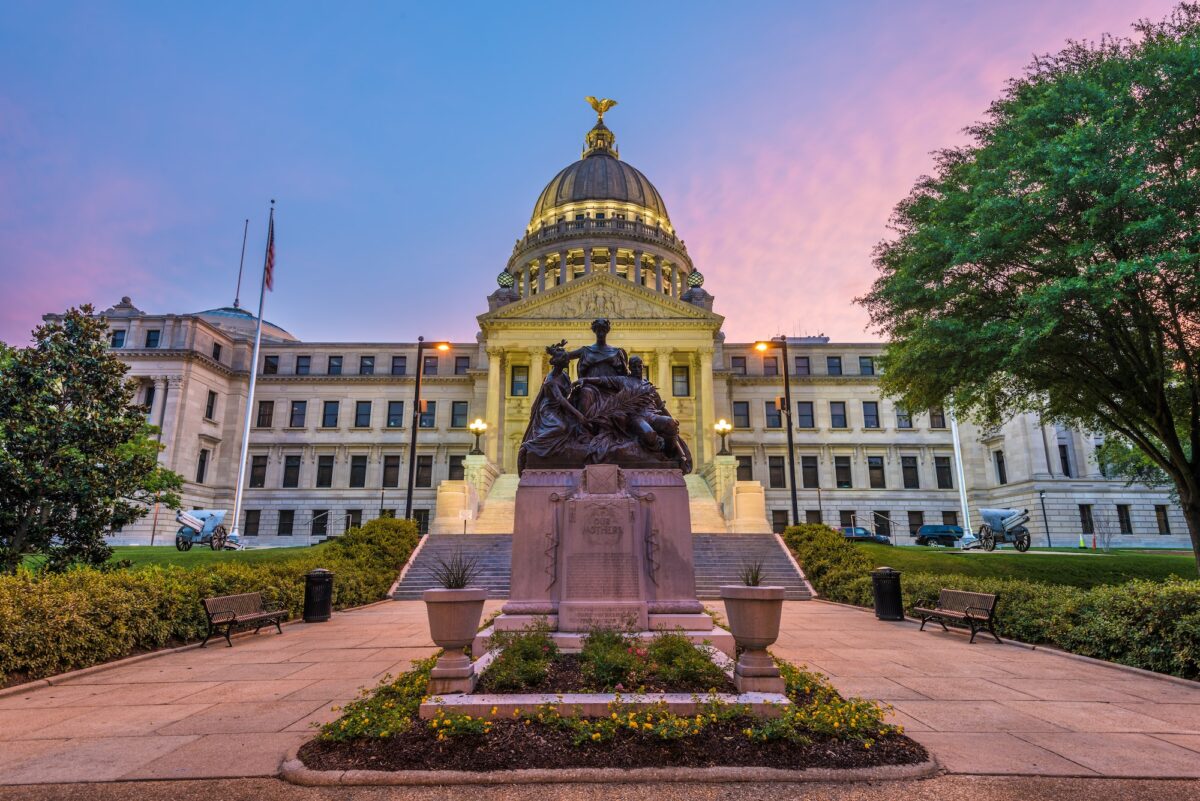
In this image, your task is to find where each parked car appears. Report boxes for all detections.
[840,526,892,545]
[914,524,964,547]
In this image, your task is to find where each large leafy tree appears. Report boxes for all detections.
[860,5,1200,569]
[0,306,182,573]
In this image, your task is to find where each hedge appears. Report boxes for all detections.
[781,524,1200,680]
[0,517,420,686]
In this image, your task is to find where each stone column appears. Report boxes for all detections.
[159,375,185,472]
[149,376,167,427]
[697,345,715,467]
[521,265,531,298]
[484,347,503,464]
[655,347,672,397]
[633,251,643,285]
[656,259,664,293]
[536,259,545,294]
[609,248,617,274]
[527,347,544,394]
[584,247,594,274]
[560,250,571,283]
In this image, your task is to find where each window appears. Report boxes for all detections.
[839,510,856,528]
[413,508,430,536]
[316,455,334,488]
[278,510,294,537]
[835,456,853,488]
[243,509,260,537]
[862,401,880,429]
[211,342,222,362]
[312,510,328,537]
[263,355,278,374]
[867,456,885,488]
[875,513,891,539]
[327,356,342,375]
[942,510,959,526]
[732,401,750,428]
[510,365,529,397]
[383,455,400,488]
[144,384,155,411]
[895,407,912,429]
[349,455,367,488]
[322,400,339,428]
[289,400,307,427]
[249,455,267,488]
[145,329,161,348]
[763,357,778,377]
[1059,443,1073,477]
[204,390,217,420]
[359,356,374,375]
[830,401,847,429]
[415,455,433,487]
[859,356,875,376]
[255,400,273,428]
[1156,505,1171,535]
[730,356,746,375]
[771,510,789,533]
[423,355,438,376]
[391,356,406,376]
[768,456,786,488]
[354,401,371,428]
[935,456,953,489]
[449,454,466,481]
[801,455,819,488]
[346,509,362,530]
[195,449,209,484]
[295,355,310,375]
[109,329,126,348]
[826,356,842,376]
[805,509,822,524]
[387,401,404,428]
[1116,504,1133,535]
[282,455,300,488]
[994,451,1008,485]
[419,400,436,428]
[451,401,468,428]
[794,356,810,376]
[672,365,690,397]
[1079,504,1095,535]
[796,401,814,428]
[908,511,925,537]
[736,455,753,481]
[929,406,946,429]
[901,456,920,489]
[764,400,782,429]
[455,356,470,375]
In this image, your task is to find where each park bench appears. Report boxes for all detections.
[201,592,287,647]
[912,589,1001,644]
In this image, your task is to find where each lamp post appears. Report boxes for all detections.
[405,337,450,521]
[1039,489,1051,548]
[756,337,799,526]
[714,418,732,456]
[469,418,488,455]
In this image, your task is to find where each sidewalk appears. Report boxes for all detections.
[0,599,1197,784]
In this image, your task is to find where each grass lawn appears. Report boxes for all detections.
[857,543,1198,588]
[107,545,313,569]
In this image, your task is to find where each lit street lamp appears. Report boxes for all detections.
[755,337,799,526]
[405,337,450,521]
[469,418,488,455]
[714,418,732,456]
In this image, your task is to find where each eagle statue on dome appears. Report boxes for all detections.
[585,96,618,123]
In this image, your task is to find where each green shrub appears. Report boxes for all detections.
[781,524,1200,680]
[580,629,645,690]
[0,517,420,685]
[482,627,558,691]
[645,633,727,690]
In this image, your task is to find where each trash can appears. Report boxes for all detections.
[304,568,334,623]
[871,567,904,621]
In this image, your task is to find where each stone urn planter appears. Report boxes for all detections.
[423,588,487,693]
[720,585,786,693]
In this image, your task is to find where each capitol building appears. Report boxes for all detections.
[71,107,1187,548]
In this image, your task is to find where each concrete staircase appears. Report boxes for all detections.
[685,474,729,533]
[391,534,513,600]
[692,534,812,600]
[471,473,519,534]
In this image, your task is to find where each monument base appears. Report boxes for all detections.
[473,623,735,660]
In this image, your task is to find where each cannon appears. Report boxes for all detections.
[973,508,1032,552]
[175,509,239,551]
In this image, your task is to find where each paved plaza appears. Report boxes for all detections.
[0,599,1198,785]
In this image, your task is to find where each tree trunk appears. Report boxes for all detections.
[1180,492,1200,576]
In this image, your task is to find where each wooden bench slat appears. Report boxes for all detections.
[200,591,287,648]
[916,588,1001,644]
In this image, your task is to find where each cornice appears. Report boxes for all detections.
[117,348,237,378]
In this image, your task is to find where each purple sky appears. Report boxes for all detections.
[0,1,1177,346]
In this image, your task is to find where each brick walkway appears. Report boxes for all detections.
[0,599,1197,784]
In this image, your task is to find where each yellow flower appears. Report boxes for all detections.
[611,713,618,720]
[591,733,601,741]
[743,728,753,737]
[643,722,653,730]
[491,706,498,715]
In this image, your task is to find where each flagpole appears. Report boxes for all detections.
[233,218,249,309]
[230,201,274,540]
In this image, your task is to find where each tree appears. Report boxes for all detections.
[860,5,1200,570]
[0,306,183,573]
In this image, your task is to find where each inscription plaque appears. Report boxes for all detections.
[566,553,639,599]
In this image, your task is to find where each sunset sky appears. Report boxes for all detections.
[0,1,1179,346]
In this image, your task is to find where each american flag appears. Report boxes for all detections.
[263,213,275,291]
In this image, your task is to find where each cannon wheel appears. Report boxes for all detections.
[980,526,997,551]
[210,526,228,551]
[175,536,192,552]
[1015,531,1031,552]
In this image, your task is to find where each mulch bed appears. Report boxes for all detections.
[473,653,738,695]
[299,720,926,772]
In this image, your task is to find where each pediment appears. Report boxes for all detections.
[478,272,722,327]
